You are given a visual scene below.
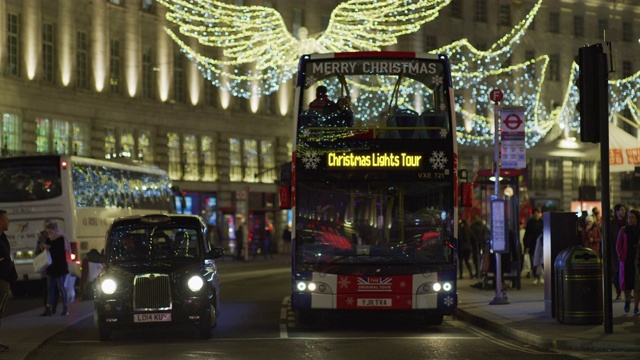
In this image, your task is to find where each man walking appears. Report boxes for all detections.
[0,210,12,350]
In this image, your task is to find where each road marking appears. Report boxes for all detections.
[279,324,288,339]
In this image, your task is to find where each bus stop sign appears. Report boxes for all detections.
[490,198,508,253]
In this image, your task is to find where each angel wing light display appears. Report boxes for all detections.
[157,0,451,98]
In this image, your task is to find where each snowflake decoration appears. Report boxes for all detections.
[338,277,351,289]
[440,128,448,138]
[443,295,455,307]
[439,103,447,111]
[300,128,311,138]
[432,75,443,86]
[305,75,318,88]
[346,297,355,306]
[301,151,321,169]
[400,281,406,288]
[429,150,448,170]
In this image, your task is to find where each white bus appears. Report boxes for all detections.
[0,155,175,293]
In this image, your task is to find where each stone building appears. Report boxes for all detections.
[0,0,638,252]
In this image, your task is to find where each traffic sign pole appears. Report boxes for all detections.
[490,89,508,305]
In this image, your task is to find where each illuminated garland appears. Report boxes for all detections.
[157,0,640,148]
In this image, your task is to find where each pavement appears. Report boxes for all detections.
[0,255,638,359]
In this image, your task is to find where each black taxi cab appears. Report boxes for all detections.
[93,214,224,340]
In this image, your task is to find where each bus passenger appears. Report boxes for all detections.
[309,85,335,112]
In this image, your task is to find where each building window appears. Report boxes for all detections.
[138,130,152,162]
[499,4,511,27]
[243,139,258,183]
[263,94,275,115]
[547,54,560,81]
[260,140,275,183]
[229,138,242,182]
[525,50,535,78]
[110,39,121,93]
[120,129,135,158]
[205,81,218,107]
[141,0,154,12]
[72,122,89,156]
[142,46,153,99]
[109,0,123,5]
[77,31,89,89]
[623,61,633,78]
[1,113,21,155]
[201,136,217,181]
[292,8,304,38]
[183,134,198,180]
[424,35,437,50]
[167,132,181,180]
[548,12,560,34]
[42,23,55,83]
[573,16,584,38]
[36,118,88,155]
[597,19,608,40]
[174,52,185,103]
[622,21,633,42]
[474,0,487,23]
[450,0,462,19]
[104,128,116,159]
[7,13,19,76]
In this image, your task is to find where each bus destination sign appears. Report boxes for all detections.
[327,152,423,168]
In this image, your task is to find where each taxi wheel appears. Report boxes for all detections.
[98,323,113,341]
[198,306,213,339]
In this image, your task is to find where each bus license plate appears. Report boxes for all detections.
[358,298,392,307]
[134,313,172,323]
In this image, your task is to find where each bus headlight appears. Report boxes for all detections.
[296,281,328,293]
[101,279,118,295]
[187,276,204,292]
[442,282,452,291]
[432,282,442,292]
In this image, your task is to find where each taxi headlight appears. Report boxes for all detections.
[101,279,117,295]
[187,276,204,292]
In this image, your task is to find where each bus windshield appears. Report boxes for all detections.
[295,178,454,274]
[0,156,61,201]
[298,56,449,137]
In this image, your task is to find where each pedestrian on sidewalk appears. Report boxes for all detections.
[457,219,474,279]
[42,221,71,316]
[610,204,627,300]
[0,210,14,351]
[523,208,543,280]
[581,216,601,256]
[616,208,639,315]
[470,215,489,279]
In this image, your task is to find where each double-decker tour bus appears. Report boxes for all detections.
[285,52,458,325]
[0,155,175,293]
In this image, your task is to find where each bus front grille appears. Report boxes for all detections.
[133,274,172,310]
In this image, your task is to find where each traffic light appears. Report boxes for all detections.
[577,44,608,143]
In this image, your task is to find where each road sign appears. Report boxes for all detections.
[502,112,525,133]
[500,107,526,169]
[490,89,503,103]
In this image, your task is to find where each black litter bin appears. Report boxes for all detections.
[554,246,602,325]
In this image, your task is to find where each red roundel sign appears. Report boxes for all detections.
[490,89,503,103]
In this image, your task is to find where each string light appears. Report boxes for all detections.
[157,0,640,148]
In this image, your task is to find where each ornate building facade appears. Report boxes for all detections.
[0,0,639,250]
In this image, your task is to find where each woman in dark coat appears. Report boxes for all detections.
[43,221,70,316]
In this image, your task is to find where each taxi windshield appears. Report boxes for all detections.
[107,225,201,262]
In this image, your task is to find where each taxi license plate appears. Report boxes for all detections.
[133,313,172,323]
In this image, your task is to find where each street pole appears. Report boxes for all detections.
[490,89,508,305]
